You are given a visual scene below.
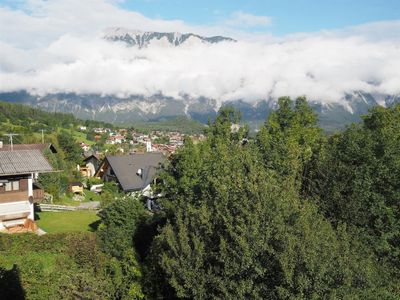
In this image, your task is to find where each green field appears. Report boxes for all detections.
[36,211,99,233]
[72,130,96,145]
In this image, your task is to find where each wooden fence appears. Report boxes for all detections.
[38,204,77,212]
[37,204,99,212]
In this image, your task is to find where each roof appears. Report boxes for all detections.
[105,153,165,192]
[83,154,100,162]
[0,143,57,153]
[0,150,53,176]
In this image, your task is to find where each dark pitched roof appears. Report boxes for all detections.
[0,143,57,153]
[0,150,53,176]
[105,153,165,192]
[84,154,100,162]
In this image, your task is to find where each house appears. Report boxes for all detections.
[93,128,106,134]
[79,142,91,152]
[106,135,125,145]
[0,150,54,233]
[79,154,101,178]
[95,153,166,196]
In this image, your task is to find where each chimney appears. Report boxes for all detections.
[146,141,152,152]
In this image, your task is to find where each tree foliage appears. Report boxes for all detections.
[3,99,400,299]
[97,197,146,299]
[143,104,395,299]
[314,105,400,272]
[256,96,326,197]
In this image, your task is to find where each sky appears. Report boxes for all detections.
[0,0,399,108]
[120,0,400,35]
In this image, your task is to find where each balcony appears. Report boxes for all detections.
[0,191,28,204]
[33,187,44,203]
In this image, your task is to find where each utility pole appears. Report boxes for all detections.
[3,133,19,151]
[40,129,45,144]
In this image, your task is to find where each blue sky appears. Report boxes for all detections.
[120,0,400,34]
[1,0,399,35]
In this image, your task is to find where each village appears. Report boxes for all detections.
[0,125,206,234]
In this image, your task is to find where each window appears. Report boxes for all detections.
[12,181,19,191]
[5,182,12,192]
[4,181,19,192]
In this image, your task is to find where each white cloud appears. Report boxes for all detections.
[225,11,272,28]
[0,0,399,109]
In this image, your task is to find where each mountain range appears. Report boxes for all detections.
[103,27,236,47]
[1,90,399,132]
[1,29,399,131]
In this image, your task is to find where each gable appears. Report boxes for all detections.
[105,153,165,192]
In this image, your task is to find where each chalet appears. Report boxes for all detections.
[95,153,166,196]
[78,154,101,178]
[0,150,53,233]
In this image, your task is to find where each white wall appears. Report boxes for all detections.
[86,162,96,177]
[28,175,34,220]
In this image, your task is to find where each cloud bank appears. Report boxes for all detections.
[1,0,400,108]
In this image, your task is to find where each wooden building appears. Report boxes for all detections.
[0,149,54,233]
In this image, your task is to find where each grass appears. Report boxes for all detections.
[36,211,99,233]
[72,130,95,145]
[55,196,82,206]
[84,190,101,202]
[54,190,101,206]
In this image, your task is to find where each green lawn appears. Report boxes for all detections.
[36,211,99,233]
[84,190,101,202]
[55,190,101,206]
[72,130,95,145]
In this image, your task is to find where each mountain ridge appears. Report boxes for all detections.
[103,27,236,47]
[1,91,399,132]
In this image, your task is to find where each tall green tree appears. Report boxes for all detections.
[256,96,326,198]
[58,130,82,163]
[145,107,387,299]
[314,105,400,271]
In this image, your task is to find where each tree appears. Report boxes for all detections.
[57,130,82,163]
[144,107,387,299]
[314,105,400,272]
[98,197,145,258]
[97,197,146,299]
[256,96,326,198]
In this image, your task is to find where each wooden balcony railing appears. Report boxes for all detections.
[0,191,28,204]
[0,185,45,204]
[33,188,44,203]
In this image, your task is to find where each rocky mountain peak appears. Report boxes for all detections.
[103,27,236,48]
